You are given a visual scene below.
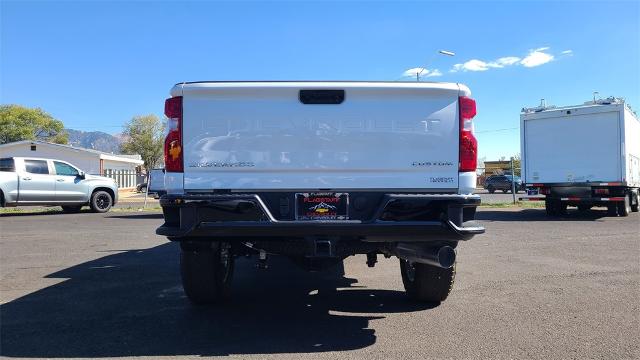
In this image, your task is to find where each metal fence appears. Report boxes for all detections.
[102,169,138,189]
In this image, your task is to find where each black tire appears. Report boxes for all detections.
[61,205,83,213]
[630,192,639,212]
[400,259,456,303]
[607,204,618,217]
[617,195,631,217]
[545,199,558,216]
[487,186,495,194]
[90,190,113,213]
[180,242,234,305]
[558,202,568,216]
[502,189,508,194]
[577,205,591,212]
[140,186,147,193]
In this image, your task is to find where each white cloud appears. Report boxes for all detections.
[446,47,567,73]
[402,67,442,78]
[520,48,554,67]
[450,56,521,72]
[489,56,521,67]
[450,59,491,72]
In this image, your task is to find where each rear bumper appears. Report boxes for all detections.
[521,183,632,203]
[519,196,626,203]
[156,193,484,241]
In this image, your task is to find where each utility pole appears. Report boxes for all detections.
[511,157,516,204]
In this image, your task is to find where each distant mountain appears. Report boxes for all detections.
[65,129,122,153]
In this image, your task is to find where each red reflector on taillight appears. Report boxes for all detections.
[165,96,182,119]
[594,188,609,195]
[459,96,477,172]
[459,96,477,120]
[164,96,183,173]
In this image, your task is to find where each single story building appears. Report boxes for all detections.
[0,140,145,188]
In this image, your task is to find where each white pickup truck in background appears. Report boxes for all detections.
[0,157,119,212]
[521,98,640,216]
[156,81,484,305]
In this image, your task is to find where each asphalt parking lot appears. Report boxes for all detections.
[1,208,638,359]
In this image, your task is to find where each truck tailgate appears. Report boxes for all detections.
[179,82,462,191]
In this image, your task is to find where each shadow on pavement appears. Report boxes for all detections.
[107,213,164,220]
[0,208,89,217]
[0,243,431,358]
[477,208,613,222]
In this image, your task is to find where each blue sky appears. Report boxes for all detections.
[2,1,639,160]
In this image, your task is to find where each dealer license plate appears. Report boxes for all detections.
[296,193,349,220]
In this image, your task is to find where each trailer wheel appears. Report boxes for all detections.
[545,200,557,216]
[631,192,639,212]
[180,242,234,305]
[577,205,591,212]
[400,259,456,303]
[617,195,631,217]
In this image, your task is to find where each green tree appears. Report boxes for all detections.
[120,114,165,171]
[512,153,521,176]
[0,104,68,144]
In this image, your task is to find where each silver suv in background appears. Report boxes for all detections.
[0,157,119,213]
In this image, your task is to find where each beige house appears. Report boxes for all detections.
[0,140,144,188]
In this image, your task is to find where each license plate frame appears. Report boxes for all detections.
[295,193,349,220]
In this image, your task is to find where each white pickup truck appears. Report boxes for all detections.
[156,81,484,305]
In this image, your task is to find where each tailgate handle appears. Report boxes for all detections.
[299,90,345,104]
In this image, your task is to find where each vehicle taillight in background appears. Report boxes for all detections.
[164,96,183,172]
[459,96,478,172]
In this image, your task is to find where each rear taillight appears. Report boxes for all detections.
[459,96,478,172]
[594,188,609,195]
[164,96,183,172]
[540,188,551,195]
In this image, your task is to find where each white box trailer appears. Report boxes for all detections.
[520,98,640,216]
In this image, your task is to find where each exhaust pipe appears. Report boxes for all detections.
[394,243,456,269]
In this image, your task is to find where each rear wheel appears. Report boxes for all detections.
[180,242,234,305]
[558,202,568,216]
[400,260,456,303]
[631,192,639,212]
[90,190,113,213]
[545,199,558,216]
[502,189,508,194]
[607,204,618,216]
[617,195,631,217]
[487,186,495,194]
[61,205,83,213]
[577,204,591,212]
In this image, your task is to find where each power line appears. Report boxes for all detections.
[475,127,519,134]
